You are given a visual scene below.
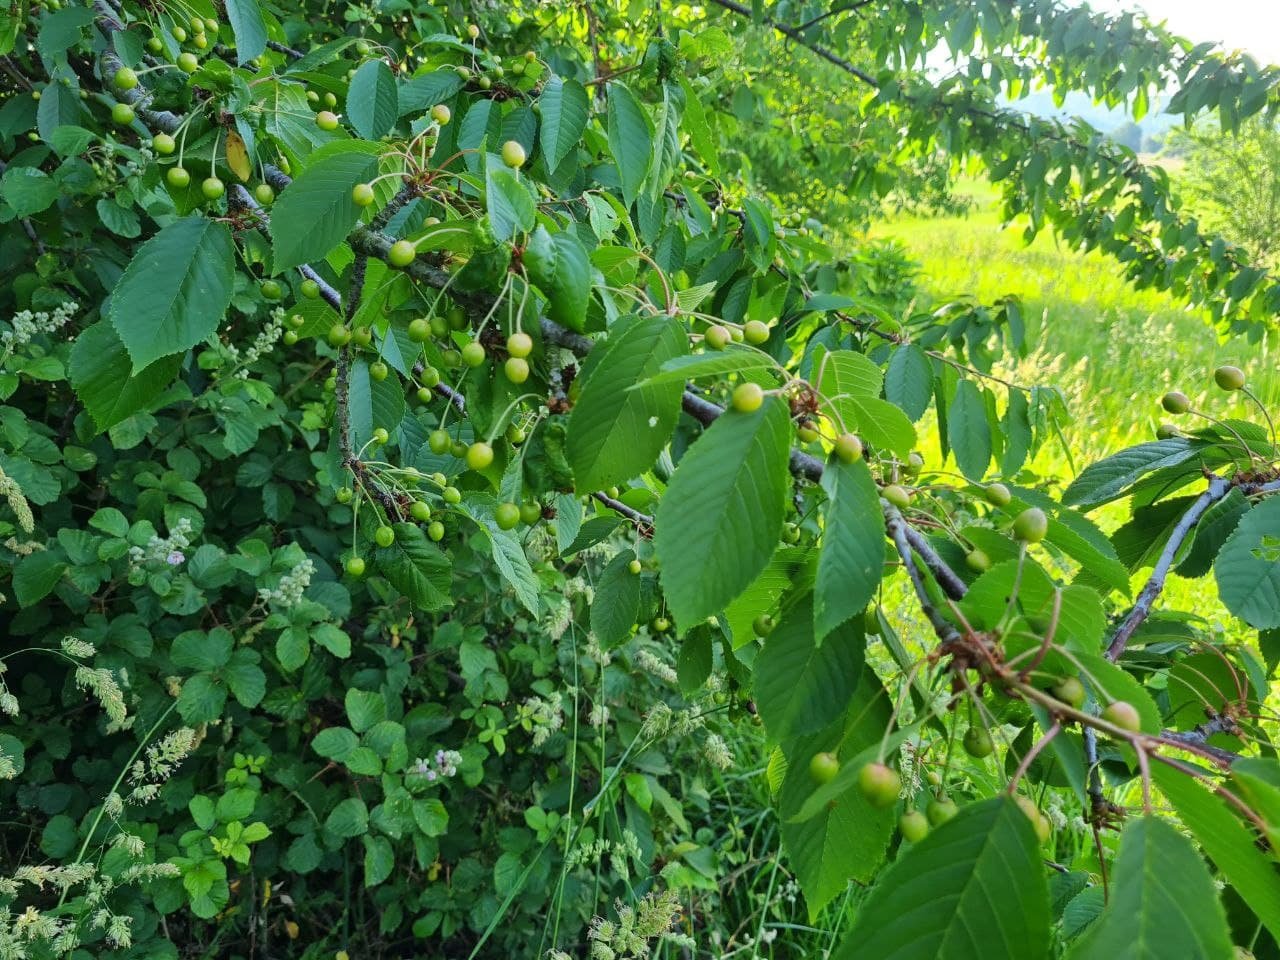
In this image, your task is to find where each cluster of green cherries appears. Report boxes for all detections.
[1157,363,1251,437]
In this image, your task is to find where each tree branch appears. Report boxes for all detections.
[591,493,654,535]
[1105,473,1231,661]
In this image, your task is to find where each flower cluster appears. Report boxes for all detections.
[222,306,286,377]
[579,888,687,960]
[127,727,197,803]
[0,464,34,535]
[127,517,193,568]
[1,300,77,355]
[258,557,315,609]
[410,749,462,783]
[702,733,732,770]
[521,693,564,748]
[634,649,677,685]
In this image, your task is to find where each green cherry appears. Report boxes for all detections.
[833,433,863,464]
[345,556,366,577]
[465,442,494,471]
[506,331,533,358]
[1012,507,1048,543]
[899,810,930,843]
[494,502,521,530]
[374,525,395,547]
[352,182,375,206]
[388,240,416,267]
[808,752,839,785]
[857,763,901,809]
[731,382,764,413]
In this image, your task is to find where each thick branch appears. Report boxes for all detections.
[591,493,653,534]
[886,505,963,645]
[1105,473,1231,661]
[903,525,968,601]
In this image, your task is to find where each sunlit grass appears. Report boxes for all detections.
[871,188,1280,629]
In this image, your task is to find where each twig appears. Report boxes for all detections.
[266,39,305,59]
[1105,473,1231,661]
[1008,719,1060,794]
[591,493,653,535]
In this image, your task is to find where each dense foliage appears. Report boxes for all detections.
[4,0,1280,957]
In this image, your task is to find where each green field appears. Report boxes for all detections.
[875,185,1280,469]
[873,184,1280,629]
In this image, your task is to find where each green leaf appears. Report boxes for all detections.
[780,668,896,916]
[1214,496,1280,629]
[817,349,883,430]
[538,76,589,170]
[70,322,181,433]
[485,167,535,241]
[363,834,394,887]
[948,379,992,481]
[398,70,463,117]
[474,514,541,615]
[523,225,590,331]
[1153,764,1280,943]
[1179,488,1249,578]
[172,630,233,671]
[885,343,933,422]
[373,523,452,611]
[848,396,916,460]
[1074,653,1163,734]
[325,797,369,841]
[677,630,713,694]
[1,166,57,217]
[13,550,66,607]
[177,673,227,723]
[347,357,405,451]
[345,688,386,733]
[224,0,267,64]
[37,83,81,144]
[1062,440,1200,510]
[269,141,382,271]
[590,549,639,648]
[640,346,775,388]
[347,60,398,139]
[836,797,1051,960]
[755,595,864,741]
[655,398,791,631]
[313,727,359,762]
[1066,816,1233,960]
[815,458,884,641]
[107,217,235,373]
[567,314,687,491]
[224,655,265,707]
[607,82,653,207]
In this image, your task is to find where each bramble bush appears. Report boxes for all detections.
[5,0,1280,958]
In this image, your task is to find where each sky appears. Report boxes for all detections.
[1086,0,1280,65]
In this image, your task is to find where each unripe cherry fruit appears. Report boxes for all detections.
[461,341,486,367]
[427,432,448,463]
[926,795,959,826]
[1162,390,1191,414]
[177,52,199,73]
[984,482,1012,506]
[652,616,670,633]
[153,133,176,154]
[327,324,351,347]
[408,318,430,342]
[501,140,526,168]
[882,484,911,509]
[315,110,339,131]
[899,810,930,843]
[371,427,389,445]
[1214,364,1246,391]
[254,183,274,205]
[352,182,375,206]
[388,240,415,267]
[965,549,991,572]
[420,366,440,387]
[1102,700,1141,733]
[431,103,451,124]
[201,177,224,200]
[797,421,819,443]
[1156,422,1178,440]
[857,762,900,808]
[809,752,839,785]
[507,331,533,358]
[504,357,529,384]
[742,319,770,344]
[345,556,366,577]
[494,502,521,530]
[963,726,994,758]
[752,614,775,637]
[705,324,731,350]
[428,521,445,541]
[164,167,188,190]
[410,501,431,522]
[113,67,138,89]
[732,382,765,413]
[520,502,542,525]
[1015,795,1052,843]
[374,525,395,547]
[369,361,388,382]
[628,558,642,575]
[465,442,494,471]
[111,102,135,125]
[1012,507,1048,543]
[834,433,863,464]
[1052,676,1086,709]
[442,486,461,504]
